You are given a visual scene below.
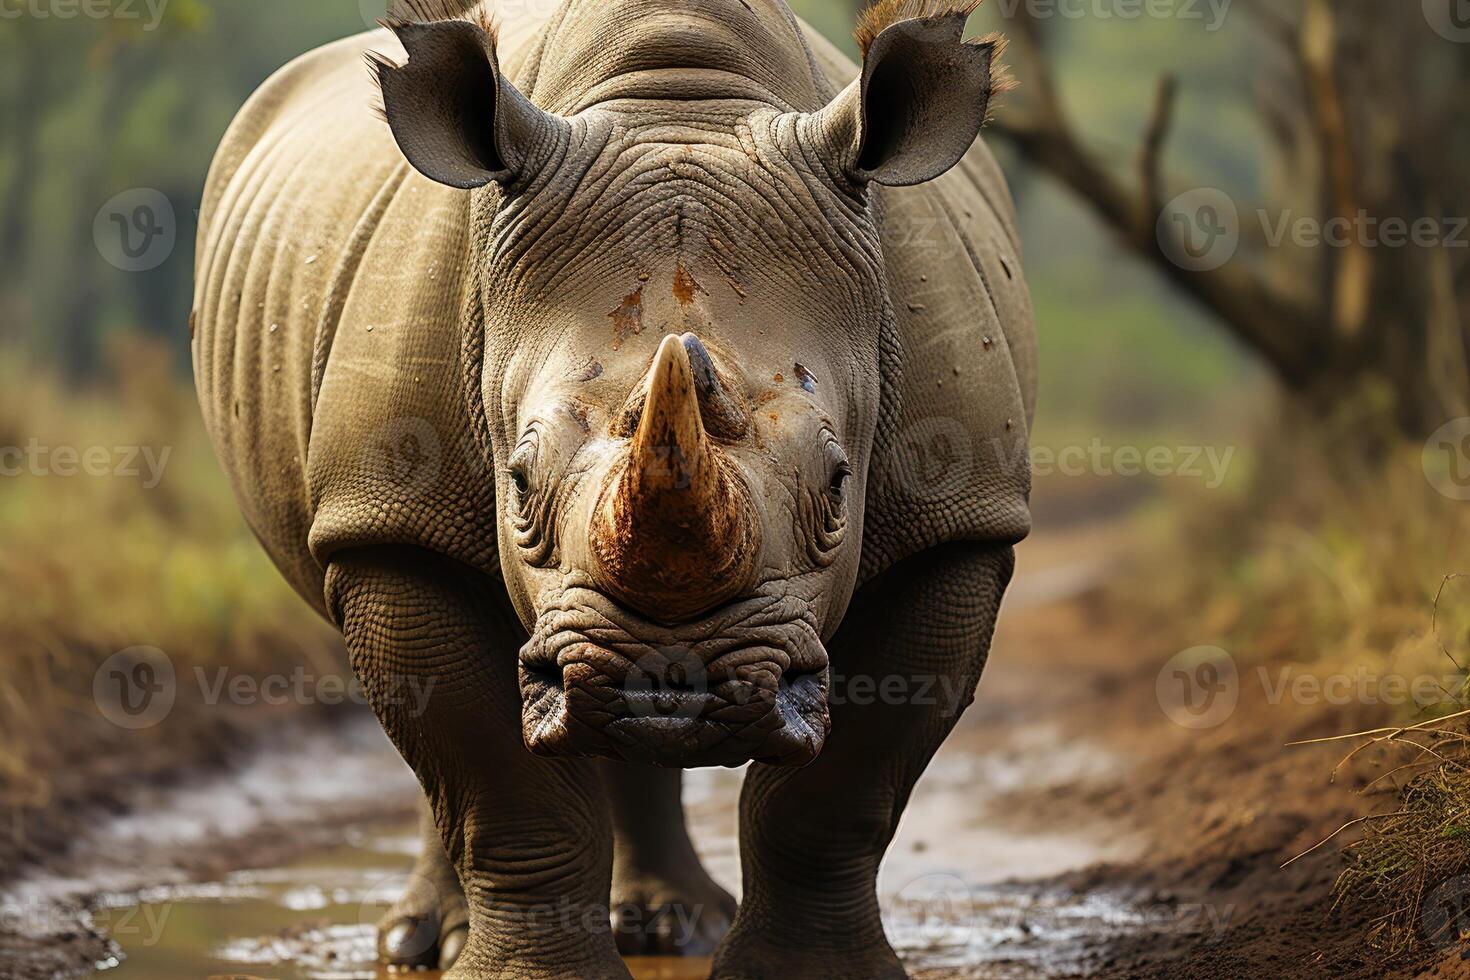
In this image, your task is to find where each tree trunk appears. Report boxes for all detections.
[986,0,1470,442]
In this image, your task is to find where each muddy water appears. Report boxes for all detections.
[86,759,1137,980]
[63,537,1144,979]
[88,823,712,979]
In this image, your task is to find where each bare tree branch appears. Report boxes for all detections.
[1239,0,1299,49]
[989,0,1333,386]
[1138,74,1179,234]
[993,115,1323,384]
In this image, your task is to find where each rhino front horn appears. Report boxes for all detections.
[591,334,761,622]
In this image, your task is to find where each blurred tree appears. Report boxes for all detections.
[0,1,210,373]
[989,0,1470,437]
[0,0,363,375]
[0,0,867,377]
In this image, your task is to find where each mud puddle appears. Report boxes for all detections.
[85,826,713,979]
[80,753,1140,980]
[22,524,1155,979]
[75,730,1141,976]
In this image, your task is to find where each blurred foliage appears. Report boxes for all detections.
[0,339,337,809]
[0,0,1251,441]
[1124,389,1470,684]
[0,0,367,374]
[989,1,1470,437]
[972,0,1262,443]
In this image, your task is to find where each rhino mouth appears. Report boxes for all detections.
[518,590,830,767]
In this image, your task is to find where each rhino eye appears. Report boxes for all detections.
[828,460,853,502]
[509,465,531,500]
[509,430,556,567]
[821,434,851,506]
[508,435,540,506]
[805,435,850,567]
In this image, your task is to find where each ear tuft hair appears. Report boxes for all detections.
[971,31,1016,122]
[364,48,399,122]
[392,0,498,36]
[854,0,984,57]
[366,4,501,127]
[854,1,1013,124]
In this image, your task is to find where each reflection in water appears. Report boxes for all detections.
[90,759,1139,980]
[92,825,711,980]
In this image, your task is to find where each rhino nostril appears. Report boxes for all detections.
[521,657,561,689]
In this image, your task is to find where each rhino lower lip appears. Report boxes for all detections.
[518,593,831,764]
[518,653,825,721]
[517,647,830,766]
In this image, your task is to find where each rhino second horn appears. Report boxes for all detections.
[592,335,761,622]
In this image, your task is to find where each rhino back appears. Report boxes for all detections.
[192,30,499,615]
[798,27,1036,583]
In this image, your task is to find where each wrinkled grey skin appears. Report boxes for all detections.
[193,1,1034,976]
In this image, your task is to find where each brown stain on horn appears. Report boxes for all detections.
[591,335,761,622]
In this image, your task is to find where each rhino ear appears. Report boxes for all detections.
[370,18,565,190]
[805,14,1005,188]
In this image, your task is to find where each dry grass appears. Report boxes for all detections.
[1125,389,1470,962]
[0,337,339,815]
[1126,391,1470,683]
[1296,580,1470,959]
[1321,713,1470,958]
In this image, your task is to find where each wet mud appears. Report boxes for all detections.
[4,522,1451,979]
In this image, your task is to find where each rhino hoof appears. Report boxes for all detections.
[378,912,467,971]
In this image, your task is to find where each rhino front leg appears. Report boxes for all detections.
[328,548,629,980]
[713,543,1015,980]
[601,763,738,956]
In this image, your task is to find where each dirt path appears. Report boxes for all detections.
[972,534,1467,979]
[1,520,1455,979]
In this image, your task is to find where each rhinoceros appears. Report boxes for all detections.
[193,0,1035,975]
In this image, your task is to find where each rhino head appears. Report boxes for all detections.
[372,5,1002,767]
